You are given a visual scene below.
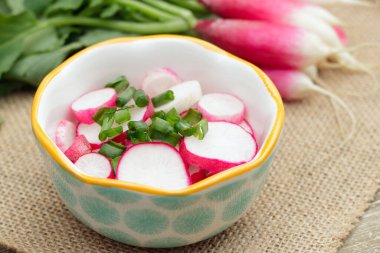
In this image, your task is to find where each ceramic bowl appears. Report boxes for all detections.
[31,35,284,248]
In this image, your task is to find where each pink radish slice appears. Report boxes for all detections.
[197,93,245,124]
[117,142,190,190]
[188,166,208,184]
[64,135,92,162]
[71,88,117,124]
[77,123,104,149]
[74,153,114,178]
[142,67,182,97]
[239,120,254,135]
[55,120,76,152]
[112,132,127,144]
[179,122,257,172]
[155,80,203,114]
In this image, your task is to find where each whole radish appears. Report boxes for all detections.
[196,19,332,69]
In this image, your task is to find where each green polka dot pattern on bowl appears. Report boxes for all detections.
[124,209,168,235]
[52,174,77,207]
[144,237,188,248]
[94,186,142,204]
[173,207,215,235]
[151,195,200,210]
[206,179,246,202]
[79,196,120,225]
[222,188,255,221]
[97,227,139,246]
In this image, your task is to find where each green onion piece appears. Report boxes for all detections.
[183,108,202,125]
[175,120,195,136]
[150,110,166,120]
[92,107,116,125]
[193,119,208,140]
[111,156,121,174]
[165,108,180,126]
[99,141,126,159]
[150,117,173,134]
[151,90,174,107]
[150,130,182,147]
[116,87,136,107]
[128,121,149,132]
[133,89,149,107]
[105,75,129,93]
[127,130,152,144]
[115,108,131,124]
[98,116,115,141]
[102,126,123,138]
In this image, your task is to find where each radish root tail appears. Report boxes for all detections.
[311,85,357,144]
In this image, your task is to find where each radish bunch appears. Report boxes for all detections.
[195,0,367,141]
[55,68,257,190]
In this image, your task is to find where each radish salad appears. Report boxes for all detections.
[55,68,258,190]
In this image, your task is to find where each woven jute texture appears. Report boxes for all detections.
[1,6,380,253]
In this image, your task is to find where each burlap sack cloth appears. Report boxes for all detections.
[1,6,379,253]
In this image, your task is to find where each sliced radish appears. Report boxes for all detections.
[71,88,117,124]
[179,122,257,172]
[64,135,92,162]
[155,80,202,114]
[117,142,190,190]
[112,132,127,144]
[119,97,155,131]
[74,153,114,178]
[77,123,104,149]
[197,93,245,124]
[188,166,208,184]
[55,120,76,152]
[142,67,182,97]
[239,120,254,135]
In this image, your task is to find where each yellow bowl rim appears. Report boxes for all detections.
[31,34,284,196]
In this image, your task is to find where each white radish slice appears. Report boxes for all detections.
[142,67,182,97]
[77,123,104,149]
[119,97,155,131]
[117,142,190,190]
[74,153,114,178]
[179,122,257,172]
[155,80,202,114]
[64,135,92,162]
[71,88,117,124]
[55,120,76,152]
[239,120,254,135]
[197,93,245,124]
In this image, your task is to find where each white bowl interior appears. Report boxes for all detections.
[37,38,278,160]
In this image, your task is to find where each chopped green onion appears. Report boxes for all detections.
[133,89,149,107]
[150,117,174,134]
[115,108,131,124]
[99,141,126,159]
[150,130,182,147]
[165,108,180,126]
[105,75,129,93]
[128,121,149,132]
[150,110,166,120]
[102,126,123,138]
[175,120,195,136]
[111,156,121,174]
[193,119,208,140]
[92,107,116,125]
[127,130,152,144]
[183,108,202,125]
[116,87,136,107]
[151,90,174,107]
[98,117,115,141]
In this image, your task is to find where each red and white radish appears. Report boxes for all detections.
[71,88,117,124]
[74,153,114,178]
[263,69,356,140]
[239,120,254,135]
[179,122,257,172]
[155,80,203,113]
[188,166,208,184]
[197,93,245,124]
[196,19,331,69]
[119,97,155,131]
[64,135,92,162]
[117,142,190,190]
[142,67,182,97]
[77,123,104,149]
[55,120,76,152]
